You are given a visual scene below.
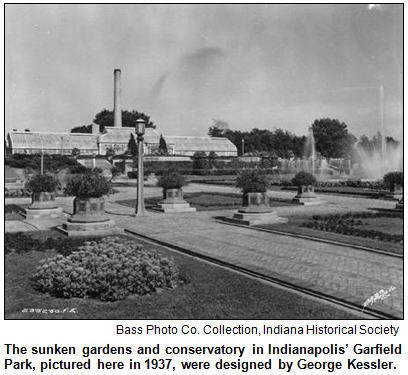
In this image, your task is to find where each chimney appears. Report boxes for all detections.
[113,69,122,128]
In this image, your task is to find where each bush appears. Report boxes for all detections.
[383,172,403,189]
[291,171,316,186]
[236,170,268,193]
[5,232,103,255]
[33,237,180,301]
[64,171,112,198]
[157,171,186,190]
[25,174,59,193]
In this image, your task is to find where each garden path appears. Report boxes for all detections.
[103,186,402,319]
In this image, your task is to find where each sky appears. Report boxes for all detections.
[5,4,403,138]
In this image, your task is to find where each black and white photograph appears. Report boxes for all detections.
[4,3,403,320]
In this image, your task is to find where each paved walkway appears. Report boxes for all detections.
[6,185,403,318]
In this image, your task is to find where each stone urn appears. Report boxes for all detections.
[158,188,196,213]
[226,192,287,226]
[25,192,63,220]
[240,192,273,213]
[292,185,322,205]
[69,196,109,223]
[61,196,123,237]
[29,192,59,209]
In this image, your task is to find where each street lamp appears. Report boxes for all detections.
[241,139,245,156]
[135,118,146,216]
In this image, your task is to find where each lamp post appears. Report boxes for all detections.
[242,139,245,156]
[135,118,146,216]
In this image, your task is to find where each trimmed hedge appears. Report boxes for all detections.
[302,212,403,244]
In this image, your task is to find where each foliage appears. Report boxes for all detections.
[33,237,180,301]
[291,171,316,186]
[5,204,24,215]
[223,128,306,157]
[68,164,88,174]
[192,151,209,175]
[70,124,92,133]
[5,232,102,255]
[25,174,59,193]
[311,118,357,159]
[128,133,138,157]
[302,212,403,244]
[208,119,229,137]
[64,171,112,198]
[157,171,186,190]
[71,148,81,157]
[93,109,155,132]
[105,147,115,160]
[236,170,269,193]
[158,135,168,155]
[5,154,79,173]
[383,172,403,189]
[111,166,122,179]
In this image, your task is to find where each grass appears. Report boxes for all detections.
[5,231,365,319]
[257,214,403,255]
[116,192,297,211]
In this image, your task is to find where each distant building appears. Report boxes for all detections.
[6,127,238,157]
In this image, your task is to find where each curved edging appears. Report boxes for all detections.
[217,219,403,259]
[124,229,397,320]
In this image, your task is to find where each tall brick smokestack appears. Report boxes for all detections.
[113,69,122,128]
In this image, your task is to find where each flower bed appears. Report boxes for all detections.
[33,236,180,301]
[301,212,403,244]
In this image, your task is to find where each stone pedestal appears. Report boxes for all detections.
[24,192,63,220]
[59,197,123,237]
[225,192,287,226]
[157,188,196,213]
[292,185,323,205]
[146,173,159,186]
[395,198,404,212]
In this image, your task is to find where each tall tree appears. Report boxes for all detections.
[208,118,229,137]
[158,135,168,155]
[93,109,155,132]
[311,118,357,159]
[127,133,138,157]
[71,124,92,133]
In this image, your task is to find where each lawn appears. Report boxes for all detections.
[116,192,297,211]
[257,211,403,255]
[5,231,365,319]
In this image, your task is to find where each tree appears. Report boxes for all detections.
[158,135,168,155]
[127,133,138,157]
[106,147,115,161]
[71,148,81,158]
[71,125,92,133]
[311,118,357,159]
[208,119,229,137]
[93,109,155,133]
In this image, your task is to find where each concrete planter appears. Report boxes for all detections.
[24,192,62,220]
[241,192,272,213]
[226,191,287,226]
[29,192,59,209]
[158,188,196,213]
[292,185,322,205]
[60,196,123,237]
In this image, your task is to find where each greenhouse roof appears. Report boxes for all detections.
[100,127,161,144]
[8,132,99,151]
[165,136,237,152]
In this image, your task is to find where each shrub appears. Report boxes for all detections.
[25,174,59,193]
[383,172,403,189]
[64,171,112,198]
[33,237,180,301]
[5,232,103,255]
[157,171,186,190]
[236,169,268,193]
[291,171,316,186]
